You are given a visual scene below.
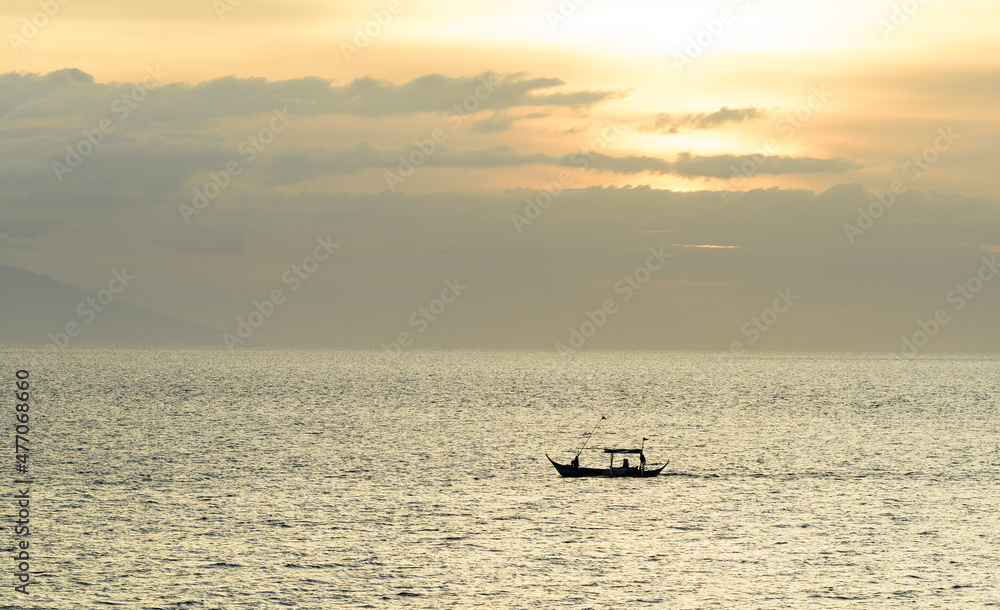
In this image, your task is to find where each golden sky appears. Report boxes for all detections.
[2,0,999,350]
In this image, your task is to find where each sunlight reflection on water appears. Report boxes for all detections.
[7,349,999,608]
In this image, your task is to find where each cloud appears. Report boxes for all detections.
[5,137,861,199]
[153,225,246,254]
[0,70,616,123]
[641,106,765,134]
[0,69,101,120]
[258,142,393,184]
[249,144,858,184]
[6,180,1000,350]
[0,114,865,219]
[158,184,1000,351]
[471,112,547,133]
[554,152,673,174]
[671,153,863,178]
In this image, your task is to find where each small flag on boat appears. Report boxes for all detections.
[642,437,648,441]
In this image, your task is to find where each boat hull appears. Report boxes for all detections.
[546,455,667,478]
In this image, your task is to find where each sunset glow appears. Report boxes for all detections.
[2,0,999,351]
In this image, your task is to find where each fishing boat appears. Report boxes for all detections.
[546,450,668,478]
[546,415,668,478]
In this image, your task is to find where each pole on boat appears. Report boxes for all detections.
[575,415,606,461]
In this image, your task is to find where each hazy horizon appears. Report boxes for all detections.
[2,0,999,353]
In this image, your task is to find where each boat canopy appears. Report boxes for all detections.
[603,448,644,454]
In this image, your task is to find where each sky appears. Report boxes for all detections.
[1,0,999,352]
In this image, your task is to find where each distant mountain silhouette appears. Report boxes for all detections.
[0,265,221,347]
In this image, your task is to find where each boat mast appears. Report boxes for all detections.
[576,415,606,461]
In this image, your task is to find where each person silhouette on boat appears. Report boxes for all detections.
[571,456,580,468]
[622,458,630,469]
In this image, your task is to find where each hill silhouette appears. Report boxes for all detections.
[0,265,220,348]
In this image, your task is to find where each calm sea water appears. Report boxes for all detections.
[2,349,999,608]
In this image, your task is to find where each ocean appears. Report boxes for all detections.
[2,349,998,608]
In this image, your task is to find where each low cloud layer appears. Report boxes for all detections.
[0,69,614,122]
[4,179,1000,352]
